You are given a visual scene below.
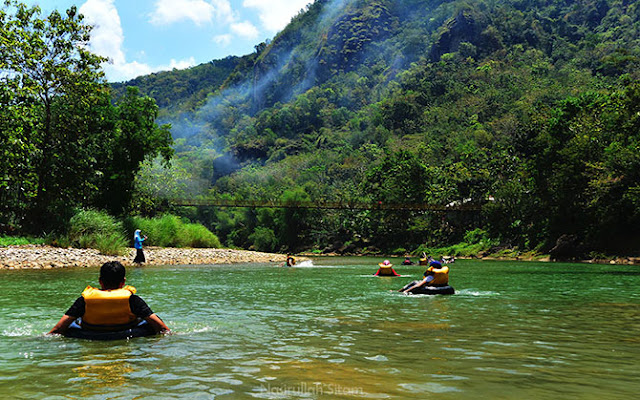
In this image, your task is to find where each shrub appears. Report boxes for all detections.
[66,210,127,255]
[125,214,221,248]
[128,215,179,247]
[464,228,490,245]
[413,229,499,257]
[178,223,222,248]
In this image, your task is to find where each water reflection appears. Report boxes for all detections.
[72,356,134,389]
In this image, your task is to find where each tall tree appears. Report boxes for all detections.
[0,1,173,232]
[1,0,108,230]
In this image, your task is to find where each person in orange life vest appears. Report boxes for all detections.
[399,260,449,293]
[48,261,169,335]
[374,259,400,276]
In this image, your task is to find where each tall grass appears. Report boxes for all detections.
[64,210,128,256]
[125,214,221,248]
[0,236,46,247]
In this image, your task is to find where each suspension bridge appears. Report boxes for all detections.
[171,199,483,211]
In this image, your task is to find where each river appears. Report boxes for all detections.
[1,257,638,399]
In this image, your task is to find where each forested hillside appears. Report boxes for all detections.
[111,56,244,120]
[121,0,640,257]
[5,0,640,258]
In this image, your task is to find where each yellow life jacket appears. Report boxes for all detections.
[426,266,449,285]
[81,285,137,328]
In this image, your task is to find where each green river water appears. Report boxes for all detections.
[1,257,639,399]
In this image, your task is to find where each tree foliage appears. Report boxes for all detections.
[0,1,172,233]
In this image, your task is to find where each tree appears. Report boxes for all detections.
[361,150,434,249]
[0,80,38,230]
[532,83,640,253]
[0,1,172,232]
[97,86,173,215]
[1,0,109,230]
[275,187,313,251]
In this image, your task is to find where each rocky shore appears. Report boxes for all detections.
[0,245,288,270]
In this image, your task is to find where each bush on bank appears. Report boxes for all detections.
[0,210,223,254]
[124,214,221,248]
[61,209,128,256]
[414,228,498,258]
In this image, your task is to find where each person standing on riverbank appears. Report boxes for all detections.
[133,229,147,264]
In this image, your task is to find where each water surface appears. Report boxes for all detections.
[1,258,639,399]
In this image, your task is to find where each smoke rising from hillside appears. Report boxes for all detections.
[163,0,434,189]
[167,0,354,143]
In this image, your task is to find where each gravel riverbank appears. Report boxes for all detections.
[0,245,288,270]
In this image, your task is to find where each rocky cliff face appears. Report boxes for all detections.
[429,9,489,61]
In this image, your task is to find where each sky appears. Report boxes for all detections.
[22,0,312,82]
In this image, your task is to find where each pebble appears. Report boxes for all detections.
[0,245,287,269]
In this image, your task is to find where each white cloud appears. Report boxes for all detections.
[230,20,259,39]
[149,0,233,26]
[102,58,196,82]
[210,0,234,22]
[79,0,125,64]
[242,0,309,32]
[102,61,153,83]
[80,0,195,82]
[213,34,233,47]
[168,57,197,70]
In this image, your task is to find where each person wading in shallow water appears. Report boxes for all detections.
[133,229,147,264]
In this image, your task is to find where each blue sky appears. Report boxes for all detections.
[24,0,311,82]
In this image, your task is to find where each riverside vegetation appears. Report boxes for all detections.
[3,0,640,260]
[0,210,282,270]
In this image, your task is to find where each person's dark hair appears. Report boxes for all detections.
[99,261,126,289]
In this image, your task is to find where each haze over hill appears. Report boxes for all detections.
[111,0,640,257]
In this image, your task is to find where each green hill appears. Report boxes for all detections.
[116,0,640,257]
